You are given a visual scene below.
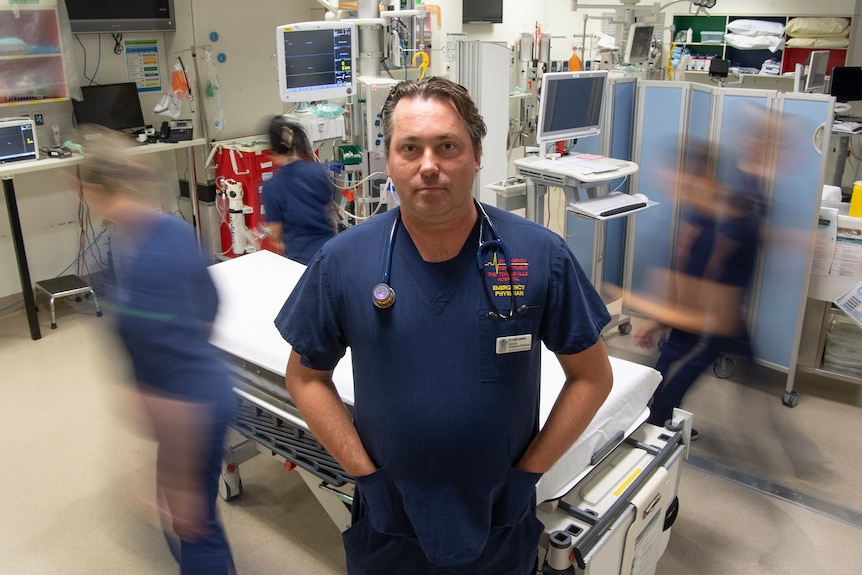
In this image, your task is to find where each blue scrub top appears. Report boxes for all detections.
[680,175,763,289]
[262,160,336,265]
[275,204,610,566]
[112,214,232,405]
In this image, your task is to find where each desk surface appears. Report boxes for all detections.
[0,138,206,179]
[514,154,639,184]
[1,136,207,341]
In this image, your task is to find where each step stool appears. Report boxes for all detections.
[34,275,103,329]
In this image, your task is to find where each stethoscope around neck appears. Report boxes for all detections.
[372,201,528,321]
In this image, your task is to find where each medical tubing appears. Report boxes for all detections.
[381,214,400,285]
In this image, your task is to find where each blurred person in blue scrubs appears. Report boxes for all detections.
[621,140,764,433]
[262,116,337,264]
[77,127,235,575]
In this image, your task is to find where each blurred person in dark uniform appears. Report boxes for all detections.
[78,126,235,575]
[624,141,764,433]
[262,116,337,264]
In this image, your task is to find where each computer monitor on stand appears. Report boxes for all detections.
[535,71,607,157]
[793,50,830,93]
[623,23,654,68]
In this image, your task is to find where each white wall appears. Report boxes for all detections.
[179,0,318,141]
[446,0,857,66]
[0,0,318,301]
[1,0,858,300]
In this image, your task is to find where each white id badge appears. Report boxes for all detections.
[496,334,532,354]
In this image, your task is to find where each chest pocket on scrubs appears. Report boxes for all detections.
[478,309,536,383]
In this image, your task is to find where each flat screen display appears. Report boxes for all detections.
[625,24,654,65]
[536,71,607,144]
[276,22,357,103]
[66,0,176,33]
[805,50,830,93]
[829,66,862,103]
[0,120,38,164]
[463,0,503,24]
[72,83,146,131]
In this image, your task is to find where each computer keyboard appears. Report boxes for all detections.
[568,192,648,218]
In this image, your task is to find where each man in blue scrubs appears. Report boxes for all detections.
[275,77,613,574]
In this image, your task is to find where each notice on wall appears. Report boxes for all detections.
[831,225,862,278]
[811,208,838,276]
[835,279,862,329]
[125,39,162,92]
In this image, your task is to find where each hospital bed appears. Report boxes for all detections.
[209,250,692,575]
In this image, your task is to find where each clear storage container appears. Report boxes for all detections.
[700,31,725,43]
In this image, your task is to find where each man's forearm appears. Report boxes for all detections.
[515,342,612,474]
[284,352,377,477]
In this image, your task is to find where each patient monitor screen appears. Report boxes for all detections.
[0,122,37,163]
[277,22,357,102]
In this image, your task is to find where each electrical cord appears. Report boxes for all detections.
[0,219,110,318]
[111,32,123,55]
[74,34,97,85]
[609,174,630,194]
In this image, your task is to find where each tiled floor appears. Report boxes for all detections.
[1,286,860,574]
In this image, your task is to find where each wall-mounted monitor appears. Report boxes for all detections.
[66,0,176,33]
[829,66,862,103]
[804,50,830,93]
[463,0,503,24]
[72,83,146,132]
[536,71,607,144]
[276,21,358,103]
[623,23,654,66]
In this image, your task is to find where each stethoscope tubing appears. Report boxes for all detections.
[373,203,526,320]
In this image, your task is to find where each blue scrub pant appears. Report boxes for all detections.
[162,405,235,575]
[343,494,542,575]
[647,328,738,426]
[647,329,724,426]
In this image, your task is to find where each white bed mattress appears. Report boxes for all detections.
[209,250,661,502]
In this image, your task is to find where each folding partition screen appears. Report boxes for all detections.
[628,82,833,400]
[627,82,689,298]
[746,93,834,390]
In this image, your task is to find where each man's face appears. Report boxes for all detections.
[386,96,481,224]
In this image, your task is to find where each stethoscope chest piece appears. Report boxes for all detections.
[372,282,396,309]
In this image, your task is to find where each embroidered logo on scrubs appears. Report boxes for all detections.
[483,254,529,298]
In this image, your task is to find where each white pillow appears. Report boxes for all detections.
[725,33,785,53]
[785,17,850,38]
[785,36,850,49]
[726,19,785,37]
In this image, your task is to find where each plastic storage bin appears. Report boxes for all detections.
[700,31,724,43]
[823,314,862,376]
